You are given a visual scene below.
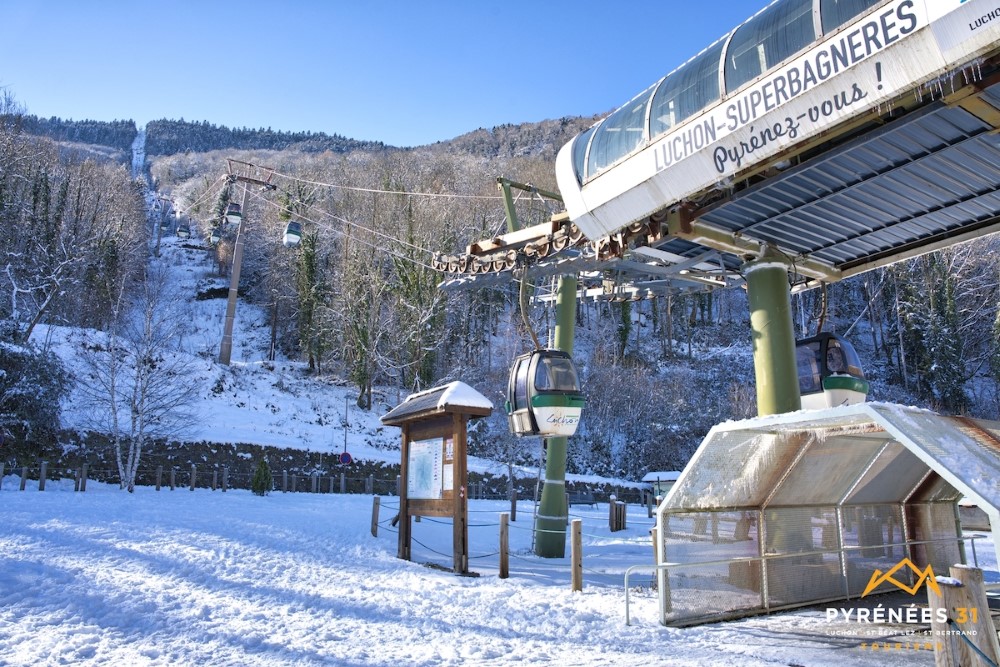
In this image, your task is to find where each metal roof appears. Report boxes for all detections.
[695,81,1000,281]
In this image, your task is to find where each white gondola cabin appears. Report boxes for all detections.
[505,349,584,437]
[225,202,242,226]
[209,227,222,244]
[176,223,190,239]
[795,333,869,410]
[283,221,302,248]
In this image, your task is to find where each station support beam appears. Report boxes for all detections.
[534,274,577,558]
[744,248,801,416]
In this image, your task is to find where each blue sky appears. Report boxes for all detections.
[1,1,757,147]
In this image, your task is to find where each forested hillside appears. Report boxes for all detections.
[4,114,137,153]
[144,119,388,156]
[2,95,1000,483]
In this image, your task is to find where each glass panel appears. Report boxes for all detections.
[725,0,816,93]
[824,340,848,374]
[649,40,726,138]
[587,85,655,176]
[513,359,529,411]
[535,356,580,392]
[836,338,865,378]
[572,126,595,183]
[820,0,882,34]
[796,342,821,393]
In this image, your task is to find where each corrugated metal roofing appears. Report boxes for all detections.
[696,82,1000,276]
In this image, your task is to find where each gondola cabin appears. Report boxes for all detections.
[283,221,302,248]
[225,202,242,226]
[176,224,190,239]
[209,227,222,244]
[795,333,869,410]
[505,349,584,437]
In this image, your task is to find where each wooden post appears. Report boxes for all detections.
[222,466,228,492]
[169,467,176,491]
[155,466,163,491]
[571,518,583,592]
[510,489,517,522]
[608,494,617,531]
[927,565,1000,667]
[396,475,401,496]
[340,473,346,494]
[20,467,27,491]
[647,491,654,519]
[74,467,81,492]
[212,469,218,491]
[367,474,374,495]
[0,461,4,485]
[328,476,336,494]
[80,463,88,493]
[290,474,298,492]
[928,565,1000,667]
[371,496,380,537]
[282,470,288,493]
[189,464,196,491]
[38,461,47,491]
[499,512,510,579]
[311,472,319,494]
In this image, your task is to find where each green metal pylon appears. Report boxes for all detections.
[534,274,577,557]
[744,247,801,416]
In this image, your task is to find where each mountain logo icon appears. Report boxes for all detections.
[861,559,941,597]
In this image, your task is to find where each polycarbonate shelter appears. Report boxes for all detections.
[656,402,1000,626]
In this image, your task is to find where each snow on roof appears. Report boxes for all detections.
[436,381,494,411]
[641,471,682,483]
[380,381,492,425]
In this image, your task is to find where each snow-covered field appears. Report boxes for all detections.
[3,478,987,666]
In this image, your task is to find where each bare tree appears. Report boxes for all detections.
[78,264,196,491]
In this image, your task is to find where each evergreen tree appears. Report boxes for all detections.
[251,458,273,496]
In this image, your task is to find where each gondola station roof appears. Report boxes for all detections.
[655,402,1000,625]
[380,381,493,426]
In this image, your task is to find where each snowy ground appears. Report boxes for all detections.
[3,479,993,666]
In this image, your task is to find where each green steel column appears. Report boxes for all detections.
[534,273,577,558]
[744,251,801,416]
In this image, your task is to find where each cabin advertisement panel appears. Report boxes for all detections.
[559,0,1000,241]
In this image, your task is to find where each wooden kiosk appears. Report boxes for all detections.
[380,381,492,574]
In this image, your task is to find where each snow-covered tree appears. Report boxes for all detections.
[77,265,196,492]
[0,338,69,464]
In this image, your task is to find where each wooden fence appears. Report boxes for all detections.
[1,463,520,498]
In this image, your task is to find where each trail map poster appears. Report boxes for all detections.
[408,438,443,500]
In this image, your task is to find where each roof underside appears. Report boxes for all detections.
[695,80,1000,278]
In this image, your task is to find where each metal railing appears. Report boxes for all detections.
[624,534,992,626]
